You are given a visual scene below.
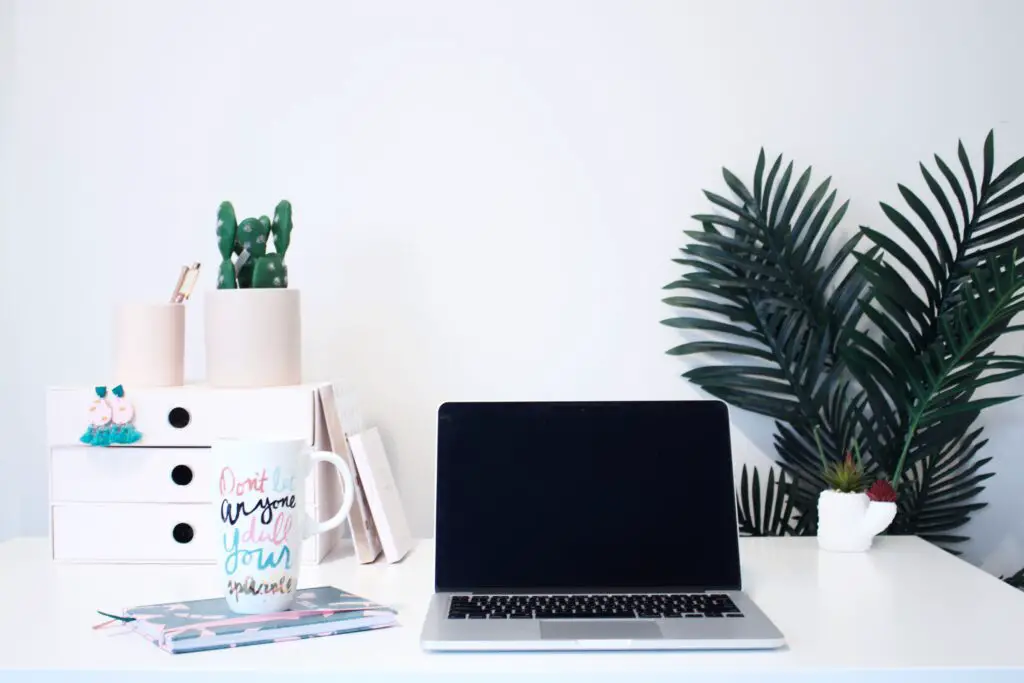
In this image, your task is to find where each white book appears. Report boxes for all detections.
[347,427,413,564]
[317,384,382,564]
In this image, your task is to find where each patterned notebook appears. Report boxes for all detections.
[123,586,398,654]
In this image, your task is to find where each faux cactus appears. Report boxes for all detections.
[216,202,238,289]
[214,200,295,289]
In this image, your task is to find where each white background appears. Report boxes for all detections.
[3,0,1024,578]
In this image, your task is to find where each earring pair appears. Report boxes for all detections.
[81,384,142,446]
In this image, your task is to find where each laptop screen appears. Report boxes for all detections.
[434,400,741,592]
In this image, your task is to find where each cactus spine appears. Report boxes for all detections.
[214,200,295,289]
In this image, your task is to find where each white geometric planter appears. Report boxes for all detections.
[817,490,897,553]
[204,288,302,387]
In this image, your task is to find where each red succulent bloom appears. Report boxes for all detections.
[867,479,897,502]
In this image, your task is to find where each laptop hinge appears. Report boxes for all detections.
[436,585,741,594]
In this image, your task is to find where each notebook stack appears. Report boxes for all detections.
[122,586,398,654]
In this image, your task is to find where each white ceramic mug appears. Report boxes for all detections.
[212,436,355,614]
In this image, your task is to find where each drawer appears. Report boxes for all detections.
[51,447,212,503]
[46,385,317,447]
[50,447,319,504]
[51,503,324,564]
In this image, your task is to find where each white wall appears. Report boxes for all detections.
[0,0,17,542]
[5,0,1024,576]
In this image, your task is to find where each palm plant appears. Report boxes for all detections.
[662,131,1024,561]
[1003,567,1024,591]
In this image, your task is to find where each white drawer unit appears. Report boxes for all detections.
[46,383,342,565]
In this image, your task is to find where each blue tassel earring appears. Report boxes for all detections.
[81,386,113,446]
[108,384,142,445]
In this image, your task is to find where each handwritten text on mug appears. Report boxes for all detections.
[226,573,296,602]
[219,466,297,578]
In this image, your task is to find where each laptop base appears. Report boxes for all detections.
[420,591,786,652]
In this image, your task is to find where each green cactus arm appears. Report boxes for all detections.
[252,254,288,288]
[236,217,269,259]
[216,202,237,260]
[271,200,293,257]
[259,215,271,239]
[217,260,237,289]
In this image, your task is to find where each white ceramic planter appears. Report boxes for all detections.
[817,490,897,552]
[204,288,301,387]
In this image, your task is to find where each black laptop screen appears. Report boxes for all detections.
[433,401,742,592]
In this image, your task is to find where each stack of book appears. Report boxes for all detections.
[120,586,397,654]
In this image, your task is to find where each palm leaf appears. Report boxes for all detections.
[1003,567,1024,591]
[735,464,810,536]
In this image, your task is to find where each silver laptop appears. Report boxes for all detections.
[420,400,786,652]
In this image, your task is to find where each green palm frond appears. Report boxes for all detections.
[735,465,811,536]
[1003,567,1024,591]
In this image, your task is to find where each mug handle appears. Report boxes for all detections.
[304,450,356,539]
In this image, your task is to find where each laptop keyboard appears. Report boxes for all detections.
[447,593,744,619]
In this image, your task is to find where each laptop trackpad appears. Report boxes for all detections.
[540,620,663,640]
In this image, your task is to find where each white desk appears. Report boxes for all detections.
[2,536,1023,682]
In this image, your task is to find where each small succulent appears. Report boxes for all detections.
[813,426,867,493]
[867,479,897,502]
[812,426,901,499]
[215,199,294,289]
[822,452,867,493]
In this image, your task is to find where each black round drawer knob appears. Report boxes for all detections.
[168,407,191,429]
[171,464,193,486]
[172,523,194,544]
